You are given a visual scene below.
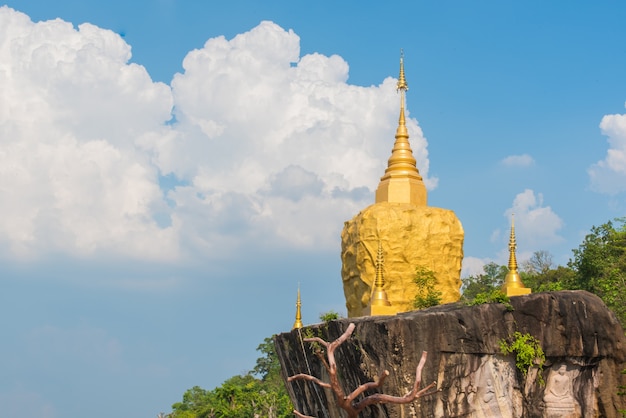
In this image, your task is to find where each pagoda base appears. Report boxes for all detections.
[362,304,398,316]
[504,287,532,297]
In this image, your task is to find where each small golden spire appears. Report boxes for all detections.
[375,51,427,206]
[397,49,408,92]
[502,214,531,296]
[293,286,303,329]
[507,214,518,272]
[370,242,391,307]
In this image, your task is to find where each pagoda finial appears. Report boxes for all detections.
[293,286,303,329]
[397,49,408,92]
[370,241,391,307]
[375,52,427,206]
[502,214,531,296]
[508,214,518,272]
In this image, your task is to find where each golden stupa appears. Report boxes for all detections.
[362,242,396,316]
[501,215,531,296]
[341,54,464,317]
[292,287,303,329]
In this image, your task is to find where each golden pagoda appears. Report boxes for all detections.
[292,287,303,329]
[362,242,396,316]
[341,53,464,317]
[375,54,427,206]
[501,214,531,296]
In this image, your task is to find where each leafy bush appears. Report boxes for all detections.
[413,266,442,309]
[319,310,341,322]
[499,331,545,385]
[467,289,513,311]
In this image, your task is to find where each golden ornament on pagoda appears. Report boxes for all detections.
[293,287,303,329]
[501,214,531,296]
[362,242,396,316]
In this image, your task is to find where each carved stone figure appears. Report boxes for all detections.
[543,364,579,417]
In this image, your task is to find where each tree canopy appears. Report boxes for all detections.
[568,218,626,326]
[462,218,626,328]
[170,337,292,418]
[461,262,508,301]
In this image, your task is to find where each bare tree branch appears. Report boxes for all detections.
[352,351,435,413]
[288,323,435,417]
[345,369,389,403]
[287,373,332,389]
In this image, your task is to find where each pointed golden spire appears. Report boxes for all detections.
[370,242,391,307]
[293,286,303,329]
[502,214,531,296]
[507,214,518,272]
[397,49,408,92]
[375,51,427,206]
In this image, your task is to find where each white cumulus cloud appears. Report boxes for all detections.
[0,7,178,261]
[503,189,564,250]
[588,105,626,194]
[0,8,435,264]
[461,256,487,278]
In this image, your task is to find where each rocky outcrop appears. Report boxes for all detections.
[275,291,626,417]
[341,202,464,317]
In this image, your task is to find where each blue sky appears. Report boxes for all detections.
[2,1,626,417]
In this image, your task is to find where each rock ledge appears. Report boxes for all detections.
[275,291,626,417]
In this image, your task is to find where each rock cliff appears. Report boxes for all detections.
[275,291,626,417]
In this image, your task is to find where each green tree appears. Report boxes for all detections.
[568,218,626,327]
[252,337,281,382]
[523,264,576,292]
[519,251,577,292]
[413,266,442,309]
[461,262,508,301]
[171,337,292,418]
[319,310,341,322]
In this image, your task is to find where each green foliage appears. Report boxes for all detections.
[412,266,442,309]
[301,327,324,353]
[467,289,513,311]
[461,262,508,301]
[499,331,545,386]
[319,310,341,322]
[522,265,576,292]
[568,218,626,327]
[252,337,286,390]
[170,337,292,418]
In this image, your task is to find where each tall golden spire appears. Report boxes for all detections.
[362,241,396,316]
[502,214,531,296]
[375,52,428,206]
[293,286,303,329]
[370,242,391,307]
[507,214,519,272]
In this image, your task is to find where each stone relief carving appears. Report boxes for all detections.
[543,363,580,418]
[434,354,518,418]
[429,354,606,417]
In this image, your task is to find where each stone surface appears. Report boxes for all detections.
[341,202,464,317]
[275,291,626,417]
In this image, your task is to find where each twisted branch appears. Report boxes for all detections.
[288,323,436,417]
